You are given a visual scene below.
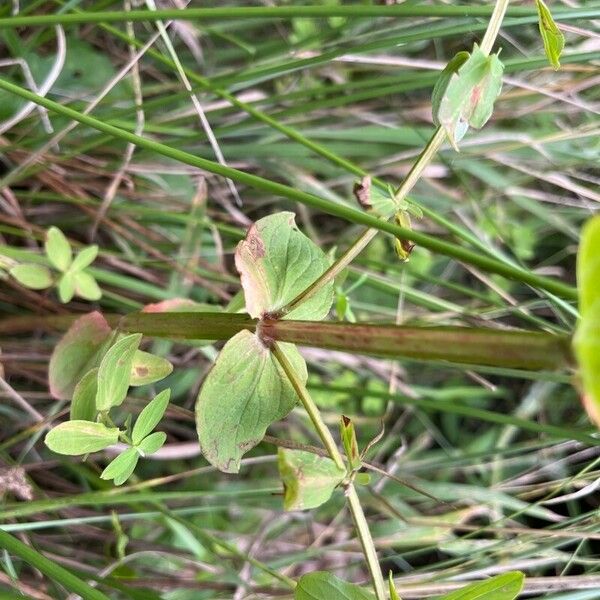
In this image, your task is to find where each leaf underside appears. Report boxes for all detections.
[196,329,307,473]
[278,448,345,511]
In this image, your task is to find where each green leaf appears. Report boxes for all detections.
[130,350,173,386]
[432,51,470,126]
[389,572,401,600]
[340,416,361,470]
[437,45,504,150]
[96,333,142,412]
[437,572,524,600]
[70,368,98,421]
[278,448,345,511]
[45,226,72,271]
[49,312,112,400]
[137,431,167,455]
[132,389,170,445]
[9,264,53,289]
[235,212,334,320]
[574,215,600,426]
[71,245,98,271]
[536,0,564,70]
[58,272,75,303]
[196,329,307,473]
[352,176,397,218]
[45,421,119,455]
[573,306,600,426]
[73,271,102,301]
[576,215,600,316]
[100,447,139,485]
[295,571,376,600]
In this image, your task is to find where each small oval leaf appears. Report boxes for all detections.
[536,0,564,70]
[196,330,307,473]
[9,264,53,289]
[132,389,170,445]
[45,227,72,271]
[437,45,504,150]
[437,571,524,600]
[45,421,119,455]
[137,431,167,455]
[130,350,173,387]
[70,368,98,421]
[101,447,139,485]
[96,333,142,412]
[58,272,75,303]
[71,245,98,271]
[74,271,102,301]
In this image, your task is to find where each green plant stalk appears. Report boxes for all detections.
[280,0,507,316]
[271,342,386,600]
[0,528,111,600]
[480,0,512,55]
[279,127,447,315]
[0,311,572,370]
[265,320,572,371]
[1,4,597,28]
[0,77,577,301]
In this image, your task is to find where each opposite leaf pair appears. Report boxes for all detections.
[45,314,173,484]
[10,227,101,302]
[195,212,334,474]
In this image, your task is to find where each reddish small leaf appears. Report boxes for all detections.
[49,312,112,400]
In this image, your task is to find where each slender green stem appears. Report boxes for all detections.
[271,342,344,471]
[480,0,512,55]
[345,484,386,599]
[271,342,386,599]
[266,320,573,371]
[0,77,578,301]
[0,4,594,28]
[280,126,446,315]
[278,0,511,319]
[0,528,111,600]
[0,311,573,370]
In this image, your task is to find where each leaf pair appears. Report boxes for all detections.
[196,212,334,473]
[295,570,524,600]
[432,45,504,150]
[101,390,169,485]
[45,332,144,455]
[9,227,101,302]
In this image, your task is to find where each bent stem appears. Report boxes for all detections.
[278,0,510,318]
[280,127,446,317]
[271,342,386,600]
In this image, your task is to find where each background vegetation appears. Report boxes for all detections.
[0,1,599,598]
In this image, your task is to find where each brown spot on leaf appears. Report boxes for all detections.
[135,366,149,377]
[353,175,372,210]
[245,225,266,259]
